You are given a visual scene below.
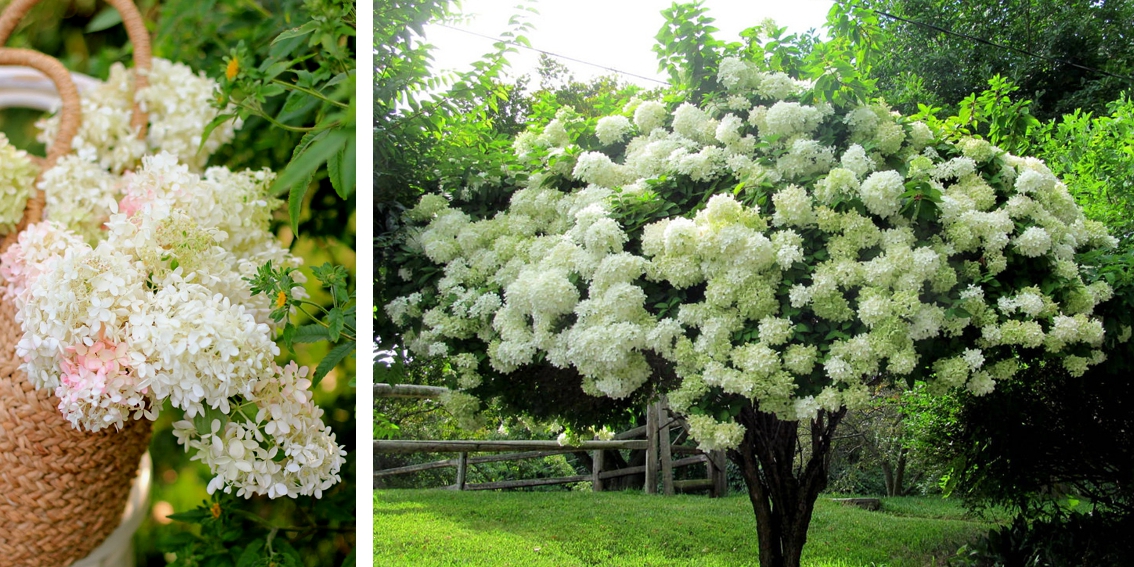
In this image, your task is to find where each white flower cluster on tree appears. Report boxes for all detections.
[389,56,1120,451]
[0,153,343,498]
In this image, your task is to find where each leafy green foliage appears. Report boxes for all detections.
[375,0,536,350]
[653,1,724,98]
[161,493,355,567]
[1035,96,1134,247]
[248,261,355,387]
[951,512,1134,567]
[855,0,1134,121]
[828,387,945,497]
[909,249,1134,520]
[156,0,356,240]
[910,75,1041,155]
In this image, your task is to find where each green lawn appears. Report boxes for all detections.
[375,490,996,567]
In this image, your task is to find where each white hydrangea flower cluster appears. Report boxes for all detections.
[171,362,345,499]
[38,156,121,244]
[38,58,239,173]
[595,115,633,146]
[0,153,340,499]
[390,56,1117,453]
[0,133,37,234]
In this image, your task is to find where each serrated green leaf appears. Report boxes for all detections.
[328,128,356,199]
[313,341,354,388]
[292,324,331,343]
[281,322,296,351]
[276,128,351,232]
[326,307,345,342]
[276,90,321,125]
[287,178,309,236]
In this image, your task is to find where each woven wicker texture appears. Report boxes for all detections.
[0,1,154,564]
[0,48,80,253]
[0,0,152,135]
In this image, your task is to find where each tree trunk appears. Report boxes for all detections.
[893,448,908,497]
[881,459,895,497]
[729,405,847,567]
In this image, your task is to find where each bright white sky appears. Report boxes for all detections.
[426,0,835,88]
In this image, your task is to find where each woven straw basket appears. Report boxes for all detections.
[0,1,154,565]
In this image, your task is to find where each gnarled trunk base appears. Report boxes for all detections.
[728,406,846,567]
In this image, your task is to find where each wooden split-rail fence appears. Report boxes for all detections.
[375,383,728,496]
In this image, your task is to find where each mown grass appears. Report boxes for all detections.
[375,490,997,567]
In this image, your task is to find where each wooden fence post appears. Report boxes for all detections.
[658,400,674,496]
[645,400,658,494]
[455,452,468,490]
[592,449,604,492]
[710,450,727,498]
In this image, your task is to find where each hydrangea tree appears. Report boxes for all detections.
[383,11,1123,567]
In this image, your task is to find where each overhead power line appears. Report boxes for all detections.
[439,4,1134,90]
[435,23,671,86]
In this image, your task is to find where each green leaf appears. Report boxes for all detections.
[275,128,351,232]
[326,307,345,342]
[292,324,331,343]
[313,341,354,388]
[269,33,308,59]
[236,539,265,567]
[260,83,286,98]
[328,128,356,199]
[166,508,211,523]
[340,549,357,567]
[86,7,122,32]
[197,113,236,155]
[281,322,296,351]
[271,22,318,45]
[260,60,292,82]
[276,90,320,125]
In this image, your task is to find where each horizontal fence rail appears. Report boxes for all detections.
[375,396,728,496]
[374,439,657,453]
[374,383,449,399]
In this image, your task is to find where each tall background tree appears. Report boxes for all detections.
[860,0,1134,121]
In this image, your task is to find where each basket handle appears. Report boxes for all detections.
[0,48,81,244]
[0,0,151,138]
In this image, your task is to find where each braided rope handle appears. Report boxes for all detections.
[0,0,152,138]
[0,48,80,242]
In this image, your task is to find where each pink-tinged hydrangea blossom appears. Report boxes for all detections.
[0,153,340,499]
[56,338,153,431]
